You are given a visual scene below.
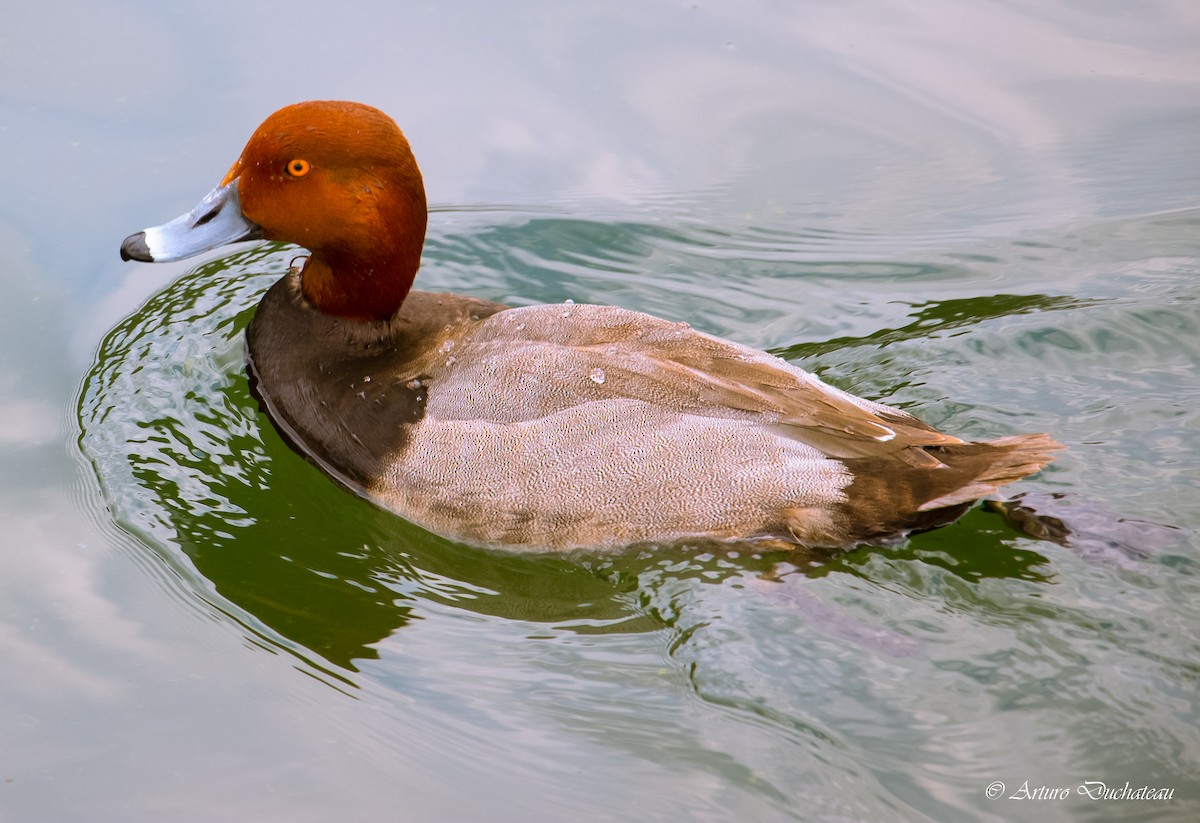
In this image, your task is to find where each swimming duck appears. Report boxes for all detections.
[120,100,1061,551]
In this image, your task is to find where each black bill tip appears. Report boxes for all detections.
[120,231,152,262]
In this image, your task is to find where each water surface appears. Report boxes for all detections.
[3,1,1199,821]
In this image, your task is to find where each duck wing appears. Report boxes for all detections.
[432,303,961,466]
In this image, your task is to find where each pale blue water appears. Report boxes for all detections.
[3,2,1199,821]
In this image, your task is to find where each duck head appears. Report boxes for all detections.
[121,101,428,321]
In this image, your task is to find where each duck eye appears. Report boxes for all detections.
[286,159,311,178]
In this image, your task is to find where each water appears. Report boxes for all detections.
[4,2,1200,821]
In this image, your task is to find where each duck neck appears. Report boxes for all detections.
[298,215,426,322]
[298,255,409,321]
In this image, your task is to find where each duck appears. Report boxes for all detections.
[120,100,1062,552]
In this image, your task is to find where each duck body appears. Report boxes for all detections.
[123,100,1061,552]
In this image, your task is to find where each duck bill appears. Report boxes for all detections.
[120,179,263,262]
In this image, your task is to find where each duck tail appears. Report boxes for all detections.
[916,433,1064,511]
[824,432,1064,547]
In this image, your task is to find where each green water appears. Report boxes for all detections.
[4,1,1200,821]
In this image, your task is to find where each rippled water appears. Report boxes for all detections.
[74,204,1200,819]
[4,1,1200,820]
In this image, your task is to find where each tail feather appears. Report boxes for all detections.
[833,432,1064,546]
[918,433,1064,511]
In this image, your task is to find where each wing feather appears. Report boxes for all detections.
[433,304,961,462]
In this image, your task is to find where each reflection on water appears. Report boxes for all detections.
[775,292,1093,361]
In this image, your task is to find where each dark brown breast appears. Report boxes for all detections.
[245,271,506,490]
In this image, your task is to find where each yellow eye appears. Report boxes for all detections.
[286,159,311,178]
